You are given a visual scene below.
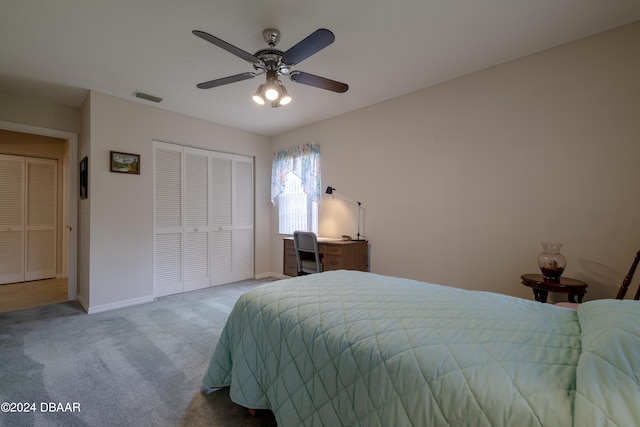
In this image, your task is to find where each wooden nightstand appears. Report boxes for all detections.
[521,274,588,303]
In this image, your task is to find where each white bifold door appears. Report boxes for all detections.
[0,154,57,284]
[153,141,254,297]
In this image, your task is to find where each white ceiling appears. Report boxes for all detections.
[1,0,639,136]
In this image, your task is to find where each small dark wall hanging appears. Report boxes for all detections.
[110,151,140,175]
[80,156,88,199]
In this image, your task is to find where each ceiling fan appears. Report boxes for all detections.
[193,28,349,107]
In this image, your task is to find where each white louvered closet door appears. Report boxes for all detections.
[210,154,234,285]
[154,142,254,292]
[153,142,183,297]
[24,157,57,281]
[0,155,56,284]
[233,156,254,281]
[0,154,26,284]
[184,147,210,292]
[210,153,254,285]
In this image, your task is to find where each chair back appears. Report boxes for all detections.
[293,231,322,274]
[615,250,640,300]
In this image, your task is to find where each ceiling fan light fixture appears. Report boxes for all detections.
[253,79,291,107]
[252,84,266,105]
[194,28,348,109]
[264,85,279,101]
[277,83,291,105]
[263,70,281,101]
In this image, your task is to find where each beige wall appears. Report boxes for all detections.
[84,92,271,311]
[1,21,638,310]
[270,21,640,301]
[78,93,91,304]
[0,92,80,133]
[0,90,271,312]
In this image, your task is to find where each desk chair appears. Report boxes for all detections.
[293,231,322,275]
[555,250,640,309]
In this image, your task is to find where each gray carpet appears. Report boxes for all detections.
[0,279,279,427]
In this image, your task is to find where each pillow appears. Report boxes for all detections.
[574,300,640,426]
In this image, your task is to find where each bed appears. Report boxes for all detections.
[202,270,639,426]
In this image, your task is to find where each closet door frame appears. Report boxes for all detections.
[153,141,254,295]
[0,120,77,300]
[0,155,57,284]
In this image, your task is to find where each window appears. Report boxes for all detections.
[271,143,320,235]
[278,171,318,234]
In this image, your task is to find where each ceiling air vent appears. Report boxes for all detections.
[133,91,162,103]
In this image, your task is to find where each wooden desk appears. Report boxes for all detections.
[283,238,369,277]
[520,274,588,303]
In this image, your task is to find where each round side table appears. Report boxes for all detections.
[520,274,588,304]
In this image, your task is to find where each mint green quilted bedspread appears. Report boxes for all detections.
[573,300,640,427]
[203,270,582,426]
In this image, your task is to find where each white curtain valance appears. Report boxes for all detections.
[271,143,321,205]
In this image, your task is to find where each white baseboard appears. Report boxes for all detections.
[79,275,286,314]
[86,295,155,314]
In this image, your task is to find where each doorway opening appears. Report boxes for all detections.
[0,121,78,312]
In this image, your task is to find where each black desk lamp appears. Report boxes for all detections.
[325,186,364,241]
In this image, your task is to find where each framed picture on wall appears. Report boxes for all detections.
[79,156,88,199]
[110,151,140,174]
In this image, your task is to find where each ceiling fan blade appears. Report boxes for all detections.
[196,72,256,89]
[193,30,261,64]
[282,29,335,66]
[290,71,349,93]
